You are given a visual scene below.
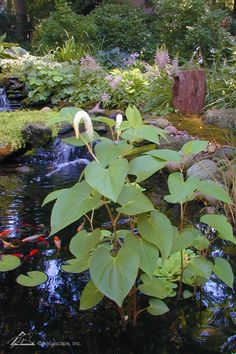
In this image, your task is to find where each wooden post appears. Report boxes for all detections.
[172,70,206,114]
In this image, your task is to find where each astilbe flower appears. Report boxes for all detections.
[125,52,139,66]
[105,74,123,89]
[73,110,94,140]
[80,55,100,72]
[154,50,170,69]
[101,93,111,102]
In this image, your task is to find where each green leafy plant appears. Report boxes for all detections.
[2,106,235,326]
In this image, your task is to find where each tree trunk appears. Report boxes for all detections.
[172,70,206,114]
[14,0,28,41]
[233,0,236,19]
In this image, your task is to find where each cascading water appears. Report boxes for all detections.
[0,87,10,112]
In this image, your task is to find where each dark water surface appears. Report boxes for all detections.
[0,140,235,354]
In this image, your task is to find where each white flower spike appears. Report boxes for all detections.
[73,110,94,140]
[115,114,123,130]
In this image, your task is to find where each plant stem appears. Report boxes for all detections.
[177,202,185,302]
[132,285,137,326]
[118,306,126,330]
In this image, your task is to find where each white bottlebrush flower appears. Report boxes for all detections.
[115,114,123,130]
[73,110,94,140]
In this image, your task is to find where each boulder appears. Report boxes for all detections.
[203,109,236,129]
[145,117,170,129]
[21,123,52,147]
[186,159,220,180]
[40,106,52,112]
[0,144,15,162]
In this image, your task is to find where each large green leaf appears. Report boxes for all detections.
[63,131,100,147]
[50,180,101,235]
[91,116,116,128]
[181,140,208,156]
[137,211,174,261]
[80,280,104,310]
[121,125,167,144]
[69,229,101,259]
[213,257,234,288]
[61,257,89,273]
[171,228,199,254]
[16,271,48,287]
[129,155,166,182]
[192,235,210,250]
[147,298,169,316]
[42,188,67,207]
[47,107,81,125]
[116,185,154,215]
[85,158,129,202]
[188,257,213,278]
[125,105,143,128]
[0,255,21,272]
[89,246,139,307]
[95,140,131,167]
[125,234,159,277]
[164,172,198,204]
[145,149,182,162]
[200,214,236,244]
[197,180,233,204]
[139,274,174,299]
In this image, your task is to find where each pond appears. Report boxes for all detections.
[0,138,235,354]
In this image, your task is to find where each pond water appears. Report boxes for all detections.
[0,139,235,354]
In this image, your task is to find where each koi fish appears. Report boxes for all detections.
[0,230,12,238]
[22,234,44,243]
[2,240,14,249]
[54,236,61,253]
[11,253,24,259]
[27,249,39,258]
[37,236,49,247]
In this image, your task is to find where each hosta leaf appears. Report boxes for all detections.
[61,257,89,273]
[0,255,21,272]
[181,140,208,156]
[16,271,48,287]
[116,185,154,215]
[89,246,139,307]
[129,155,166,182]
[147,298,169,316]
[95,140,131,167]
[125,234,159,277]
[85,158,129,202]
[197,180,233,204]
[80,280,104,310]
[69,229,101,259]
[50,180,101,235]
[137,211,174,261]
[213,257,234,288]
[145,149,182,162]
[200,214,236,244]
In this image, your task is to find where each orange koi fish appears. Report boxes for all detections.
[22,234,44,243]
[54,236,61,253]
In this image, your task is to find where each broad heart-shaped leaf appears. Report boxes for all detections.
[147,298,169,316]
[69,229,101,259]
[192,236,210,250]
[42,188,67,207]
[181,140,208,156]
[188,257,213,278]
[80,280,104,310]
[85,158,129,202]
[125,105,143,128]
[89,246,139,307]
[200,214,236,245]
[137,211,174,261]
[95,140,131,167]
[145,149,182,163]
[197,180,233,204]
[16,271,48,287]
[213,257,234,288]
[164,172,198,204]
[129,155,166,182]
[139,274,174,299]
[125,234,159,277]
[121,125,167,144]
[91,116,116,128]
[171,228,200,254]
[0,255,21,272]
[50,180,101,235]
[116,185,154,215]
[63,131,100,147]
[61,257,89,273]
[47,106,81,125]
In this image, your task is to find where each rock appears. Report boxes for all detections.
[0,144,15,162]
[190,326,226,352]
[203,109,236,129]
[58,123,73,135]
[107,110,125,119]
[186,159,220,180]
[40,106,52,112]
[146,117,170,129]
[15,165,32,173]
[165,161,181,173]
[94,124,108,134]
[164,125,178,135]
[200,206,216,215]
[214,145,236,160]
[21,123,52,147]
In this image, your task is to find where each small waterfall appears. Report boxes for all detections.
[0,87,10,112]
[46,138,89,177]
